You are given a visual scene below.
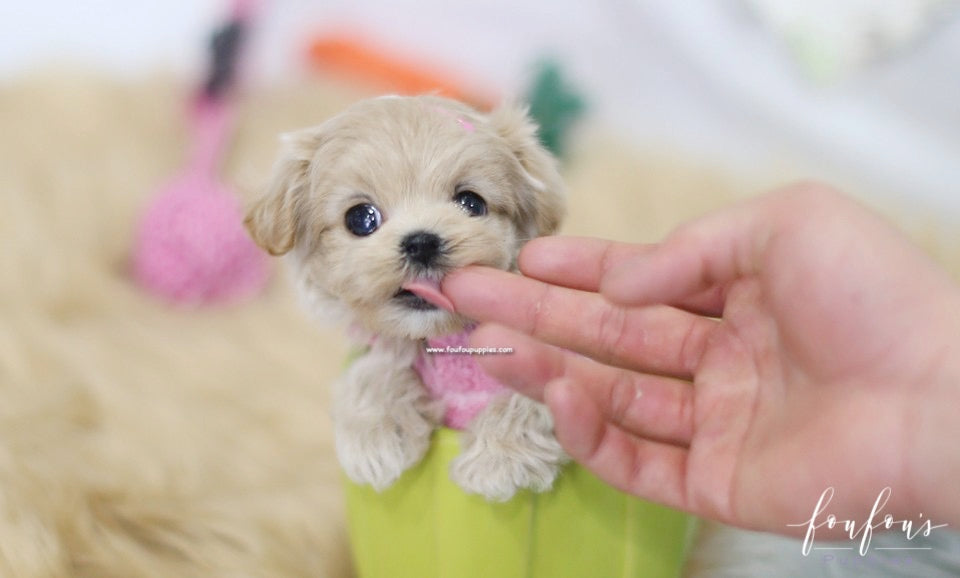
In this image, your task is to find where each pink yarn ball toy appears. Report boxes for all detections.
[133,170,269,305]
[132,0,269,305]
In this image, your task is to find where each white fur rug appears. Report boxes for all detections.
[0,74,360,578]
[1,71,956,577]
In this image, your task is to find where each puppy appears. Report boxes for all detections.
[245,95,567,501]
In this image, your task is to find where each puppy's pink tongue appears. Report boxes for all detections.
[402,278,454,312]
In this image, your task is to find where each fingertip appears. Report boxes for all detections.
[440,266,500,312]
[518,236,564,276]
[468,322,510,350]
[545,378,602,461]
[440,265,483,294]
[470,325,562,402]
[544,377,574,409]
[520,235,553,255]
[469,324,518,384]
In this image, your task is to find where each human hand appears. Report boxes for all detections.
[441,183,960,533]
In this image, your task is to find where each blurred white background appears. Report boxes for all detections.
[2,0,958,220]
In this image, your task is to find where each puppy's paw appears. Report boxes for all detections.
[333,343,443,491]
[450,437,565,502]
[450,394,567,502]
[336,404,436,491]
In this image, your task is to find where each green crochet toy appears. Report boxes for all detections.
[525,58,587,159]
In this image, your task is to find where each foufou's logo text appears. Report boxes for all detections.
[787,487,948,556]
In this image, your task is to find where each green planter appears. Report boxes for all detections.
[345,428,693,578]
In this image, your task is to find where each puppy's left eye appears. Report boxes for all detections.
[454,191,487,217]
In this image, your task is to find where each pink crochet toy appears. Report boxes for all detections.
[413,329,508,430]
[132,0,269,305]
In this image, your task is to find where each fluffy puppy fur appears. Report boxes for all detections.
[245,95,568,501]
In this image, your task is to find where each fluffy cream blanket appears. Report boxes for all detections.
[0,72,955,577]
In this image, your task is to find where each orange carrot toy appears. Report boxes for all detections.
[306,33,498,110]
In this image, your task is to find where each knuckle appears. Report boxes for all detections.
[528,282,556,337]
[674,384,695,441]
[678,320,710,375]
[595,303,631,361]
[598,240,618,277]
[605,372,640,427]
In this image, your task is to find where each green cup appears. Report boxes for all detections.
[345,428,693,577]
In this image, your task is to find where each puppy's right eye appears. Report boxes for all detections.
[344,203,382,236]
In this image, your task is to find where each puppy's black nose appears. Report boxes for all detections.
[400,230,443,266]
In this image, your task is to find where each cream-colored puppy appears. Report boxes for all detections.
[246,95,567,501]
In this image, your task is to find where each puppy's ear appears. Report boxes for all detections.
[487,103,566,237]
[244,129,321,256]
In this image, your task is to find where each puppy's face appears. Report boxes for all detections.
[246,96,565,339]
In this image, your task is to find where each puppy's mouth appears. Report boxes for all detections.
[396,278,454,312]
